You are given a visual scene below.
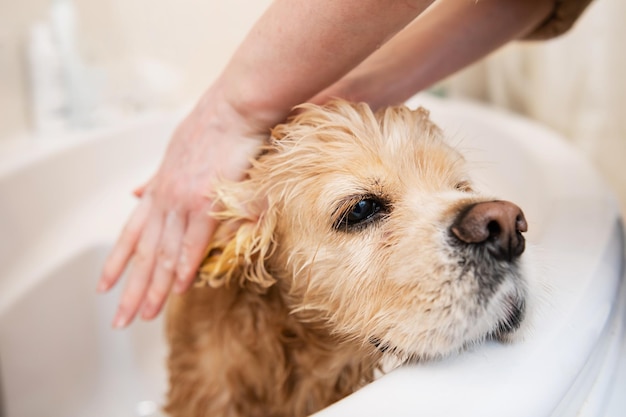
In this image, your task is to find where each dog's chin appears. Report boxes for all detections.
[370,293,527,362]
[488,295,526,343]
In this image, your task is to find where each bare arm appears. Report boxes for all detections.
[215,0,435,126]
[312,0,555,110]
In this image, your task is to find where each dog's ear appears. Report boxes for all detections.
[196,182,277,292]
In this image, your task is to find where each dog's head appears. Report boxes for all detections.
[198,100,529,361]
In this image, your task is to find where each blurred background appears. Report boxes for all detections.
[0,0,624,214]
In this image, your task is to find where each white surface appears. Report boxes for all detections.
[0,95,623,416]
[0,115,176,417]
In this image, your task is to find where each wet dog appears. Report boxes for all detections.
[165,100,530,417]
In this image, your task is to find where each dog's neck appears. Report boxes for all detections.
[166,282,381,417]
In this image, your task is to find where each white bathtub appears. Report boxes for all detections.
[0,116,174,417]
[0,96,623,417]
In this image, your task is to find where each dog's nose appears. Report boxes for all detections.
[451,201,527,261]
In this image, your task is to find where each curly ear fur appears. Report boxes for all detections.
[196,182,277,292]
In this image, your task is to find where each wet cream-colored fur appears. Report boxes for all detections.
[165,100,529,417]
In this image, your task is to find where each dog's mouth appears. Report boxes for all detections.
[489,295,526,341]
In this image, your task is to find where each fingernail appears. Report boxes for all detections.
[96,280,109,293]
[112,311,128,329]
[141,303,156,320]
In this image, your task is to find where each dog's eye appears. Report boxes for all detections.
[348,199,380,223]
[334,198,385,231]
[333,195,389,231]
[455,181,473,192]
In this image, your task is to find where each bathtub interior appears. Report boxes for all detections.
[0,95,623,417]
[0,116,176,417]
[0,246,167,417]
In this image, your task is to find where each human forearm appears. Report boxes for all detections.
[313,0,555,110]
[211,0,434,128]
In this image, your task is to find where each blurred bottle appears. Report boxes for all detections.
[27,21,68,135]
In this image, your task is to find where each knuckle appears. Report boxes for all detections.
[156,243,178,269]
[178,241,196,260]
[147,283,172,305]
[147,288,166,305]
[120,290,141,308]
[118,231,137,248]
[134,244,153,264]
[134,243,155,267]
[158,233,178,253]
[165,186,186,203]
[156,178,190,201]
[184,192,211,212]
[160,256,175,272]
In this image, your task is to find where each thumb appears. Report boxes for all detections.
[132,179,152,198]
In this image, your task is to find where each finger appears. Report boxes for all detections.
[98,196,152,293]
[132,187,144,198]
[112,212,164,328]
[132,179,151,198]
[174,211,216,294]
[141,211,186,320]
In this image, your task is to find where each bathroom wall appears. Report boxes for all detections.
[0,0,271,139]
[440,0,626,216]
[0,0,624,214]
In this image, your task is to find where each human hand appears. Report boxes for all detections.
[97,90,267,328]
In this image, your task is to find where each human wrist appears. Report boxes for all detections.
[188,83,278,143]
[207,75,295,135]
